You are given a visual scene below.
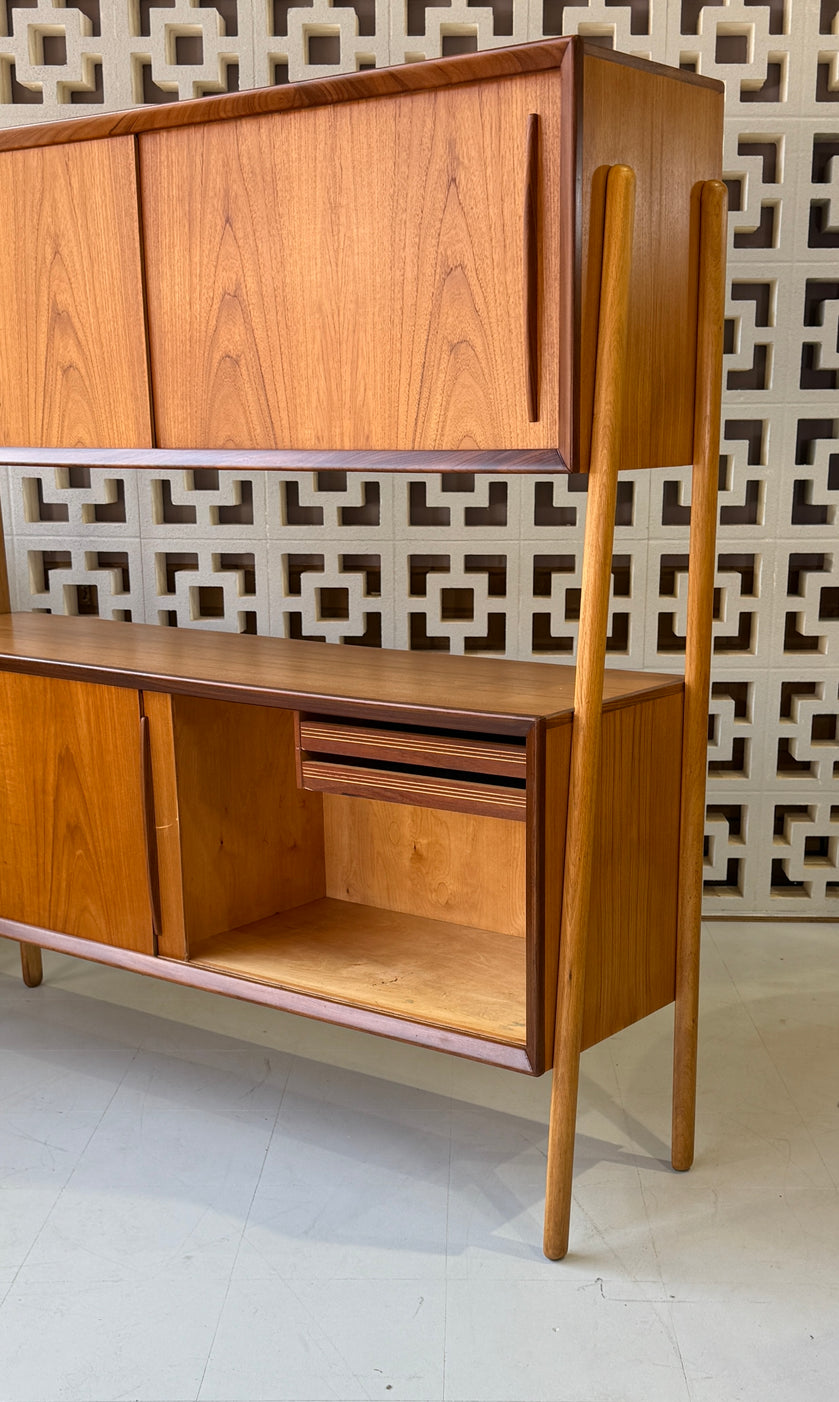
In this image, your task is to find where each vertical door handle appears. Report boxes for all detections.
[523,113,540,423]
[140,713,162,950]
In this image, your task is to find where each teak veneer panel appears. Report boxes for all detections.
[580,690,684,1050]
[189,898,527,1045]
[323,795,527,938]
[0,673,152,951]
[140,74,562,452]
[0,614,683,728]
[171,696,325,949]
[0,138,152,449]
[578,52,723,470]
[0,41,720,154]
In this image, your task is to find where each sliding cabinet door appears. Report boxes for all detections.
[0,138,152,449]
[140,72,563,452]
[0,672,153,951]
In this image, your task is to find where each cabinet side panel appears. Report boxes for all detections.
[143,690,186,960]
[140,73,562,452]
[579,56,723,471]
[581,689,684,1050]
[542,719,572,1063]
[0,139,153,449]
[173,698,325,948]
[323,794,526,937]
[0,672,153,951]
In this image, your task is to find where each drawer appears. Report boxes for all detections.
[296,714,527,821]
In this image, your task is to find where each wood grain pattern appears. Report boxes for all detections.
[301,759,526,821]
[139,713,162,946]
[578,53,723,471]
[542,720,572,1066]
[544,164,634,1261]
[523,111,541,422]
[0,672,152,951]
[0,139,152,449]
[140,73,562,452]
[581,691,683,1048]
[672,179,727,1172]
[0,39,719,156]
[322,795,527,937]
[298,718,527,779]
[19,943,43,987]
[0,613,683,728]
[142,689,186,960]
[0,918,533,1071]
[172,696,325,949]
[0,446,568,473]
[189,898,527,1045]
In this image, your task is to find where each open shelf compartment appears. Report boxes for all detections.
[154,693,533,1059]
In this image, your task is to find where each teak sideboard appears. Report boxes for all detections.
[0,37,726,1259]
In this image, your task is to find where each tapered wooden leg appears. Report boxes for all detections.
[672,180,727,1172]
[543,165,635,1260]
[20,942,43,988]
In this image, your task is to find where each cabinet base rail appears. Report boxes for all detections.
[2,924,532,1073]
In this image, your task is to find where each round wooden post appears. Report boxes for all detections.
[672,179,727,1171]
[20,942,43,987]
[543,164,635,1260]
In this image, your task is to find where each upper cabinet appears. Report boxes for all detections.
[0,137,153,450]
[139,73,563,454]
[0,41,723,470]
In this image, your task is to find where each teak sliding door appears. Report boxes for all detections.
[139,73,564,453]
[0,673,154,952]
[0,138,152,449]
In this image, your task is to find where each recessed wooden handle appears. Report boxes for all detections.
[523,113,540,423]
[140,713,162,949]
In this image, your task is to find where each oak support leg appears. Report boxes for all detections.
[543,165,635,1260]
[672,180,727,1172]
[20,942,43,988]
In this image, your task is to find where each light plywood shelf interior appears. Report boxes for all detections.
[187,898,528,1046]
[163,693,530,1046]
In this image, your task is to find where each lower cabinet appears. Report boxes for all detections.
[0,671,154,952]
[0,634,682,1078]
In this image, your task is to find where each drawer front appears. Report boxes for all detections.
[296,714,527,821]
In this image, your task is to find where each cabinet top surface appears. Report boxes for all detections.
[0,614,682,729]
[0,38,721,154]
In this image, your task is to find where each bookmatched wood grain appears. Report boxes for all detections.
[322,795,527,938]
[0,138,152,450]
[0,673,153,951]
[172,696,325,950]
[139,73,562,452]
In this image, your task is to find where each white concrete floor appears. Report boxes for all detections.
[0,920,837,1402]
